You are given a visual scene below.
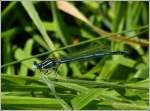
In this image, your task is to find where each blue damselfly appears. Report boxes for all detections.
[33,51,128,79]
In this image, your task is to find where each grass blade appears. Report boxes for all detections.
[71,88,102,109]
[41,75,72,110]
[21,1,55,51]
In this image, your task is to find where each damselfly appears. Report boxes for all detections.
[32,51,128,79]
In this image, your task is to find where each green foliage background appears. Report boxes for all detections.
[1,1,149,110]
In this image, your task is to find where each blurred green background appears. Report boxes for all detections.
[1,1,149,110]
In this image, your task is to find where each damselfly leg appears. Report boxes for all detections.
[53,64,60,80]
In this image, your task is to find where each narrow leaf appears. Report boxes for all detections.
[21,1,55,50]
[71,88,102,109]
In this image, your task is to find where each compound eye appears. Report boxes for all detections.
[32,61,38,68]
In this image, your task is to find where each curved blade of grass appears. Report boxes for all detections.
[98,56,136,80]
[2,74,71,109]
[112,2,127,32]
[21,1,55,51]
[112,102,148,110]
[2,27,24,39]
[2,95,67,110]
[2,84,49,92]
[2,74,44,85]
[1,1,17,22]
[18,39,33,76]
[40,74,71,110]
[57,78,148,91]
[127,79,149,88]
[55,82,88,93]
[71,88,102,109]
[43,21,56,31]
[33,34,49,50]
[2,74,148,91]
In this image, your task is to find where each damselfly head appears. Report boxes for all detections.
[32,61,41,69]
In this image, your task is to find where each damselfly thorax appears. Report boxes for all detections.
[33,58,61,74]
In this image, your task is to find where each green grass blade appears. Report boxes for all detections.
[19,39,33,76]
[51,2,71,45]
[112,102,148,110]
[21,1,55,50]
[56,82,88,93]
[41,75,72,110]
[2,95,66,110]
[71,88,102,109]
[43,21,56,31]
[2,2,17,22]
[32,34,49,50]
